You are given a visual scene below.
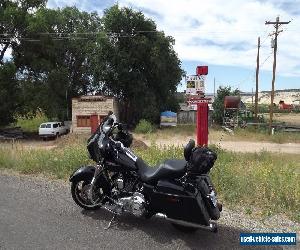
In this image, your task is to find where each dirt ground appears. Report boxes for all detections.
[1,132,300,154]
[0,137,57,150]
[273,113,300,126]
[134,134,300,154]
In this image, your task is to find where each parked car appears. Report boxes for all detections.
[39,122,70,139]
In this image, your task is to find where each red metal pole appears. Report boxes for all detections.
[197,103,208,146]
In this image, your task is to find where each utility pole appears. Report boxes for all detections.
[265,17,290,135]
[213,77,216,98]
[254,37,260,122]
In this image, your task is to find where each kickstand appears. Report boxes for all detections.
[104,213,118,230]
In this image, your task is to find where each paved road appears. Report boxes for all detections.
[0,174,285,250]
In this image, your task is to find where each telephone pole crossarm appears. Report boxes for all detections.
[265,21,291,25]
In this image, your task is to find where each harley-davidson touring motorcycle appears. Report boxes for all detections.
[69,114,222,232]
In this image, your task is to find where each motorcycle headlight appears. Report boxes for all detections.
[102,125,111,133]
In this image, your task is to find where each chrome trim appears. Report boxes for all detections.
[89,164,103,204]
[155,213,217,232]
[207,190,217,207]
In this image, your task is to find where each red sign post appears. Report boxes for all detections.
[196,66,208,75]
[196,103,209,146]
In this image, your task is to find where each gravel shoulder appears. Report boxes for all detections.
[0,171,299,250]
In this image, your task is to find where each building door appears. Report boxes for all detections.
[90,114,99,134]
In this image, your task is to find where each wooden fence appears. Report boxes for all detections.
[177,110,212,126]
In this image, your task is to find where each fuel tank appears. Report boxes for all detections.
[108,149,137,172]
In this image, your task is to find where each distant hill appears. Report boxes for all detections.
[241,90,300,104]
[261,89,300,93]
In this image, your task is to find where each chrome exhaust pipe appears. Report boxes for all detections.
[155,213,218,233]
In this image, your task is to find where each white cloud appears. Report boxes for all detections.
[118,0,300,77]
[47,0,79,9]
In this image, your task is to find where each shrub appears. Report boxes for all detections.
[212,86,240,124]
[134,119,155,134]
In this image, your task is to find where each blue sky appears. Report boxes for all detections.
[46,0,300,93]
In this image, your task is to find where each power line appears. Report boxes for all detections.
[0,26,278,39]
[259,52,272,68]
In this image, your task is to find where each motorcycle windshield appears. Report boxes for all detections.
[101,114,117,134]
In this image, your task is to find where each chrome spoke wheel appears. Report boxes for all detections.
[71,180,102,210]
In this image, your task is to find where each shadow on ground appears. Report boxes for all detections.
[81,209,284,250]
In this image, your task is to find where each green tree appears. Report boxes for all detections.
[0,62,19,126]
[0,0,46,64]
[0,0,46,125]
[13,7,102,119]
[2,4,182,125]
[92,5,183,124]
[212,86,240,124]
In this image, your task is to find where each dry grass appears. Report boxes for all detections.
[137,124,300,144]
[0,135,299,222]
[221,127,300,144]
[273,113,300,126]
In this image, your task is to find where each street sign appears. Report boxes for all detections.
[186,75,205,95]
[187,97,212,110]
[196,66,208,75]
[187,97,212,105]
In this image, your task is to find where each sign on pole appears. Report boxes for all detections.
[186,75,205,95]
[187,97,212,110]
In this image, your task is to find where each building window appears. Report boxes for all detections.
[77,116,91,127]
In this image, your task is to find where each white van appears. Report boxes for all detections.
[39,122,69,139]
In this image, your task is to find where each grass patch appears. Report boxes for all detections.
[135,124,300,144]
[0,143,92,179]
[137,124,196,141]
[208,126,300,144]
[232,127,300,144]
[134,119,156,134]
[210,149,300,222]
[14,113,49,133]
[0,140,299,222]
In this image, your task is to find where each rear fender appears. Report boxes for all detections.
[69,166,95,182]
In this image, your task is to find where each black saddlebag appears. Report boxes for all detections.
[196,175,220,220]
[144,179,211,225]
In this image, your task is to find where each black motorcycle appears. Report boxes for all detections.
[70,115,222,232]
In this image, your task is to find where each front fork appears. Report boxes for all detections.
[88,164,104,204]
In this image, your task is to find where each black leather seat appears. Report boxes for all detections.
[136,158,187,184]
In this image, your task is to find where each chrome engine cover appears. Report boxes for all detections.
[118,192,146,217]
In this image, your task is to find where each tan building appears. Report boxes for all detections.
[71,95,118,133]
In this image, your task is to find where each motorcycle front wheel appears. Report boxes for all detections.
[71,179,104,210]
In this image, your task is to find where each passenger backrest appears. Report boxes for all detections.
[184,139,195,161]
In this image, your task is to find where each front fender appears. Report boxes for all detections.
[69,165,95,182]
